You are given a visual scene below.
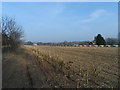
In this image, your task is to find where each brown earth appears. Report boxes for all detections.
[2,46,119,88]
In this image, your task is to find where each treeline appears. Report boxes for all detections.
[2,17,23,52]
[25,34,118,46]
[25,41,90,46]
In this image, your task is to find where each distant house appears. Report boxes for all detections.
[33,43,37,46]
[94,45,98,47]
[99,45,104,47]
[73,44,79,47]
[106,45,111,47]
[89,41,96,45]
[112,45,118,47]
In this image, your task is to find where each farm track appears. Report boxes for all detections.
[26,65,33,88]
[2,46,119,88]
[3,49,48,88]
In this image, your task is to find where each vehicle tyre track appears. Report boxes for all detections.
[26,65,33,88]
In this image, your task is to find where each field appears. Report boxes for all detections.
[3,46,119,88]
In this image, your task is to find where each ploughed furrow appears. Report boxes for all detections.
[23,46,118,88]
[88,74,118,88]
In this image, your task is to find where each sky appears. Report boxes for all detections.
[2,2,118,42]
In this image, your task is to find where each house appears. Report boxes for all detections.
[88,45,92,47]
[106,45,111,47]
[79,45,83,47]
[73,44,79,47]
[99,45,104,47]
[89,41,96,45]
[33,43,37,46]
[93,45,98,47]
[112,45,118,47]
[83,45,87,47]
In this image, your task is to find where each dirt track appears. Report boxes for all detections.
[3,49,48,88]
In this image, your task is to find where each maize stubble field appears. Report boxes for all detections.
[3,46,119,88]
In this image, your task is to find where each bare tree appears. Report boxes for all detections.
[106,38,118,45]
[2,17,23,51]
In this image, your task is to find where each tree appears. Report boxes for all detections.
[95,34,106,45]
[106,38,118,45]
[25,41,34,45]
[63,41,68,46]
[2,17,23,51]
[119,32,120,46]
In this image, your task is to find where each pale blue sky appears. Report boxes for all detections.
[2,2,118,42]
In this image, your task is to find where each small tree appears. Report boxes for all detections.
[25,41,34,45]
[2,17,23,51]
[106,38,118,45]
[63,41,68,46]
[118,32,120,46]
[95,34,106,45]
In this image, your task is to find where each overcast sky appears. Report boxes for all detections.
[2,2,118,42]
